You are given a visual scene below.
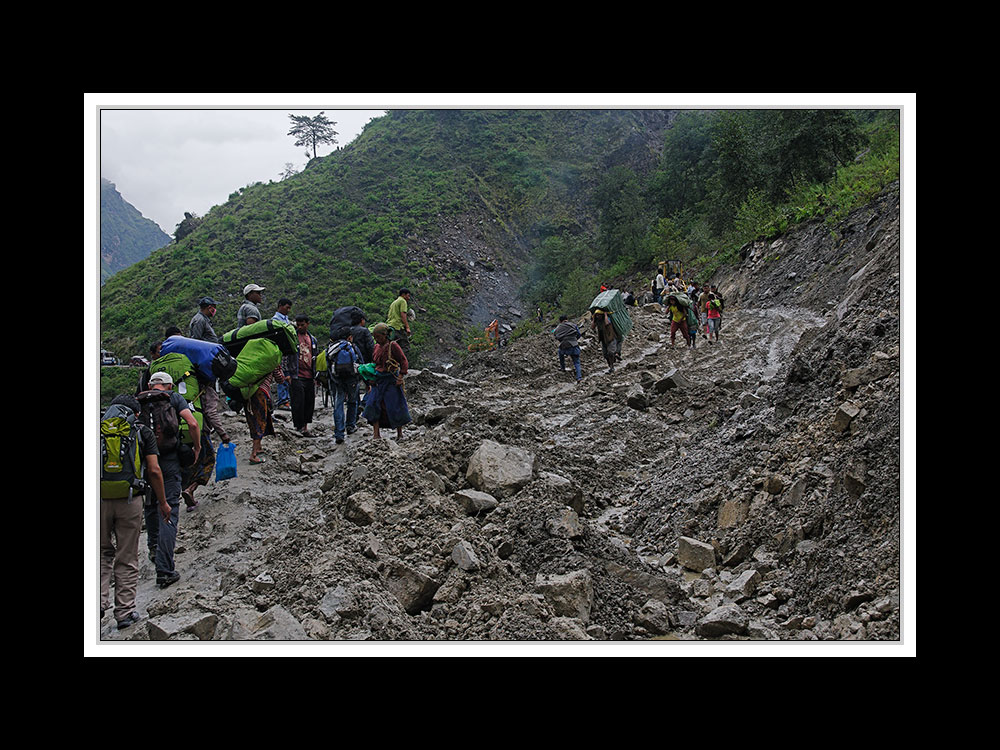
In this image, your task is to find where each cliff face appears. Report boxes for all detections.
[100,178,170,284]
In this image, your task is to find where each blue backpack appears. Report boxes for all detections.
[327,340,360,377]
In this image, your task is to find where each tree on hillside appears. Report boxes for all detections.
[288,112,338,160]
[280,162,299,180]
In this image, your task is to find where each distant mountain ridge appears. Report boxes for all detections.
[100,178,171,284]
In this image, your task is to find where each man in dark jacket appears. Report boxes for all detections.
[554,315,583,383]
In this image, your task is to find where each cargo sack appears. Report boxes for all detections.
[588,289,633,341]
[228,338,282,401]
[672,292,692,309]
[147,353,204,444]
[329,306,366,342]
[161,335,238,382]
[358,362,377,383]
[100,404,144,500]
[222,319,298,358]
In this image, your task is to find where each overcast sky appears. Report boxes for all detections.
[91,93,914,238]
[100,108,386,234]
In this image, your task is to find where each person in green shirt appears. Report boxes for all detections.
[386,288,412,355]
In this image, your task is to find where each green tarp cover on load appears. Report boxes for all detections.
[148,352,203,442]
[222,319,298,357]
[230,338,282,401]
[588,289,633,341]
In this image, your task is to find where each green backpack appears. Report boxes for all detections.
[100,404,144,500]
[148,352,204,444]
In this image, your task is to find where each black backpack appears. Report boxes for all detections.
[137,390,180,453]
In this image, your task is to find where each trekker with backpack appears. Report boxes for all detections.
[100,394,168,630]
[137,371,201,589]
[328,330,362,444]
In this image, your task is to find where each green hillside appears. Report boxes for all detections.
[99,109,899,363]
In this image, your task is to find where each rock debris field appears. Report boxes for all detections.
[92,186,907,650]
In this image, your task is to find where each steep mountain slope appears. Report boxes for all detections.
[97,182,902,645]
[100,179,171,284]
[99,111,675,360]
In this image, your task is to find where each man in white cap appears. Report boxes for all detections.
[237,284,266,327]
[138,370,200,589]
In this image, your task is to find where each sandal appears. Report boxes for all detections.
[249,456,265,465]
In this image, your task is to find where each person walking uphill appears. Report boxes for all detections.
[363,323,411,441]
[591,309,619,373]
[237,284,265,327]
[706,292,722,343]
[137,371,200,589]
[665,294,692,348]
[100,394,168,630]
[386,288,413,357]
[329,330,362,444]
[554,315,583,383]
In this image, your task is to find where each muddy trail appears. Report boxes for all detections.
[94,188,904,648]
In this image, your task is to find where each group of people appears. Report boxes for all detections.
[551,275,727,382]
[100,284,415,632]
[663,281,725,348]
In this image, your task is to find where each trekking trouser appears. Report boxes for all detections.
[100,495,143,621]
[670,319,689,344]
[201,383,230,443]
[144,452,182,575]
[290,376,315,430]
[333,374,360,438]
[559,345,582,381]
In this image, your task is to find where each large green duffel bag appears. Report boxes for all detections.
[222,319,298,357]
[589,289,633,341]
[228,338,283,401]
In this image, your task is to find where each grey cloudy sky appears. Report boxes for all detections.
[99,107,386,234]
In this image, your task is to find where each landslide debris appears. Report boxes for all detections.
[98,185,903,646]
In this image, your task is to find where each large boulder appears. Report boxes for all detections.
[466,440,538,498]
[534,570,594,624]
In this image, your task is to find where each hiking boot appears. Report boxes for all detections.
[157,571,181,589]
[336,437,345,444]
[116,611,142,630]
[347,426,357,435]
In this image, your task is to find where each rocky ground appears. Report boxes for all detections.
[91,185,906,651]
